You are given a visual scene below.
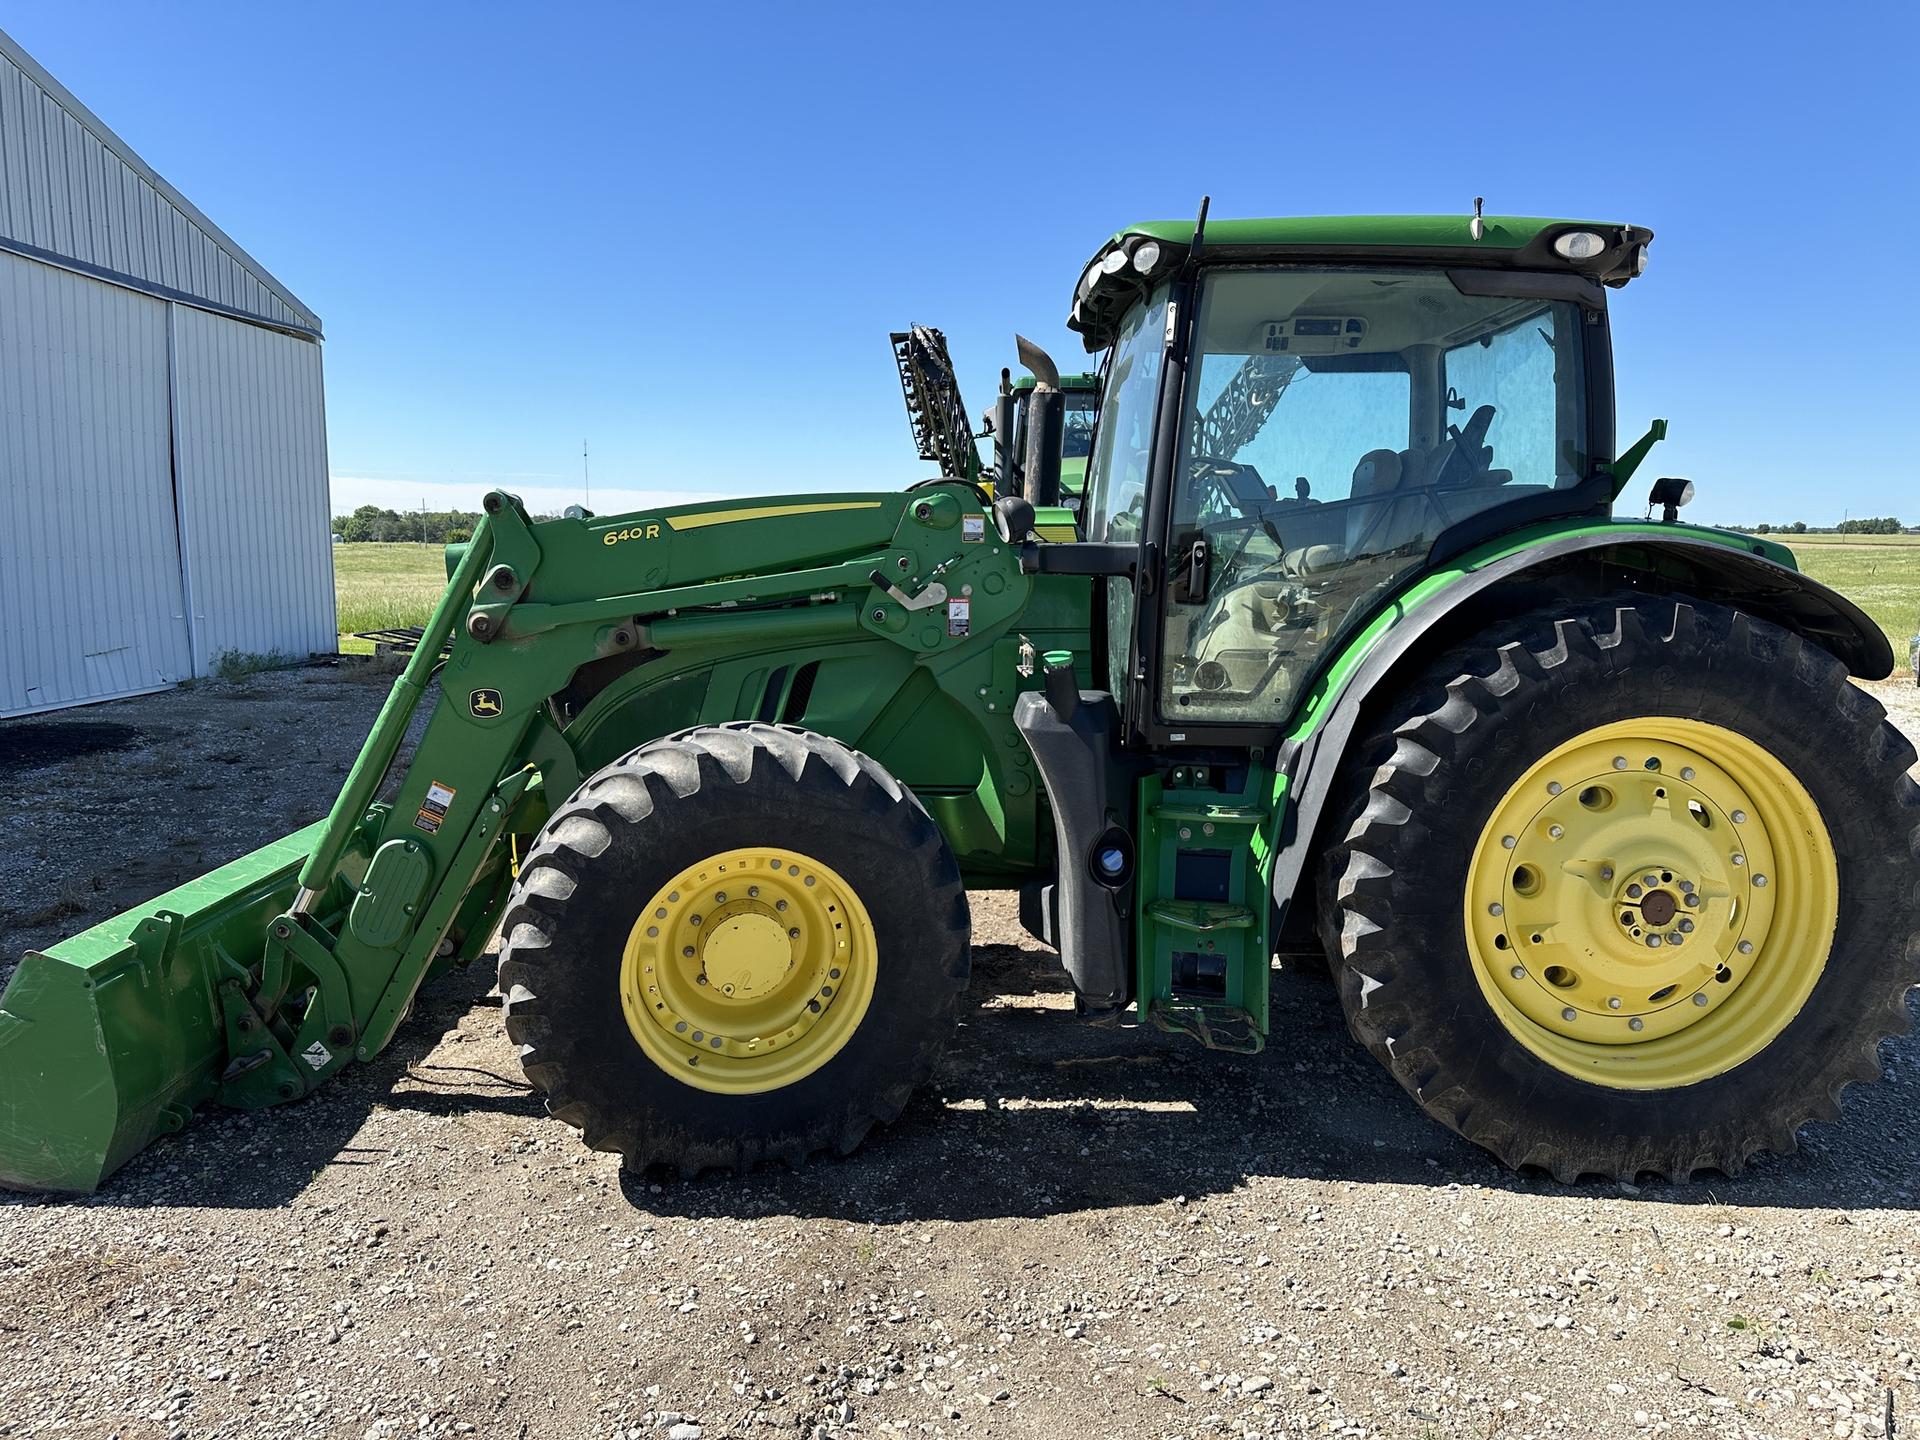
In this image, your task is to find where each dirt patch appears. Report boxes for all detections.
[0,673,1914,1440]
[0,719,152,773]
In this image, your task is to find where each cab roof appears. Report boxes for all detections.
[1068,213,1652,351]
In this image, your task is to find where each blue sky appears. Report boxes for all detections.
[7,3,1915,526]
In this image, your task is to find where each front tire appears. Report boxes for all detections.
[499,723,970,1176]
[1318,597,1920,1181]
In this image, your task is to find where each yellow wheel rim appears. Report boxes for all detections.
[619,846,878,1094]
[1463,718,1837,1089]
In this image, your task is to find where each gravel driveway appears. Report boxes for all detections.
[0,668,1915,1440]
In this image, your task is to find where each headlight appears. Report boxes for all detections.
[1130,239,1163,275]
[1553,230,1606,261]
[1099,248,1129,276]
[1631,243,1650,276]
[1077,258,1103,298]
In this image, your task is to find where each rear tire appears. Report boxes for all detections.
[1317,596,1920,1181]
[499,723,970,1176]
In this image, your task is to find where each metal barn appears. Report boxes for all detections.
[0,26,334,718]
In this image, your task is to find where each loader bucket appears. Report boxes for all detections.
[0,820,325,1193]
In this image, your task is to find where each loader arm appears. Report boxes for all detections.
[1,484,1074,1193]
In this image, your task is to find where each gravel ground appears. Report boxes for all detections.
[0,667,1916,1440]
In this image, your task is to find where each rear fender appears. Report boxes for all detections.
[1268,532,1891,925]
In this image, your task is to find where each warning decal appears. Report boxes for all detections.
[961,515,986,543]
[946,598,971,637]
[415,780,458,835]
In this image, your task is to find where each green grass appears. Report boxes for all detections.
[333,542,450,655]
[1778,535,1920,670]
[326,532,1920,673]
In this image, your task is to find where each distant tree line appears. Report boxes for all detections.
[330,504,559,544]
[1726,518,1913,536]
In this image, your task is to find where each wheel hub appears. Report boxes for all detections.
[1463,718,1837,1089]
[701,911,795,999]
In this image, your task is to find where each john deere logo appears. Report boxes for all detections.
[469,688,503,718]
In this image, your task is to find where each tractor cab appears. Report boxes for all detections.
[1050,214,1650,745]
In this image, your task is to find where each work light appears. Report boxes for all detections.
[1553,230,1606,260]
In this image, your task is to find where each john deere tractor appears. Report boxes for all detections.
[5,211,1916,1194]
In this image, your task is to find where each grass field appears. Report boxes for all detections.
[329,532,1920,670]
[333,542,452,655]
[1778,535,1920,670]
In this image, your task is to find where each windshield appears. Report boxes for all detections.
[1160,266,1590,725]
[1061,391,1098,458]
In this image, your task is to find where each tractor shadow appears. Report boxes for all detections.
[27,918,1916,1218]
[625,935,1920,1224]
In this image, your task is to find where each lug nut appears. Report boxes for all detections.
[1489,903,1504,916]
[1738,940,1755,955]
[1626,884,1643,899]
[1561,1007,1578,1022]
[1731,809,1747,823]
[1607,996,1622,1009]
[1628,1017,1645,1031]
[1680,766,1696,780]
[1548,825,1564,839]
[1679,918,1695,932]
[788,927,800,939]
[1600,866,1615,881]
[1642,873,1659,887]
[1752,874,1767,888]
[1510,965,1526,979]
[1647,935,1663,948]
[1693,993,1709,1007]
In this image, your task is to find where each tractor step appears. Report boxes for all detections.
[1134,770,1279,1049]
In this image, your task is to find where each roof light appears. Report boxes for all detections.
[1077,259,1102,298]
[1553,230,1606,261]
[1631,243,1650,277]
[1099,248,1129,276]
[1130,240,1163,275]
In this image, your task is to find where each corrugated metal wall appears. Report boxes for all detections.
[170,305,335,670]
[0,249,192,716]
[0,30,320,336]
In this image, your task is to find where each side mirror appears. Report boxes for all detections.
[993,495,1036,545]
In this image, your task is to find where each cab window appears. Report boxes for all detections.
[1159,267,1587,725]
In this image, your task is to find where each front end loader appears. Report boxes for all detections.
[5,210,1916,1194]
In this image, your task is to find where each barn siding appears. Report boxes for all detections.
[169,305,335,670]
[0,249,192,717]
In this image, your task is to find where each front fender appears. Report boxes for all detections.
[1268,529,1892,923]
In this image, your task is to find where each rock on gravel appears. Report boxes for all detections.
[0,671,1914,1439]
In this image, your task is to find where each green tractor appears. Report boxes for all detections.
[5,210,1916,1195]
